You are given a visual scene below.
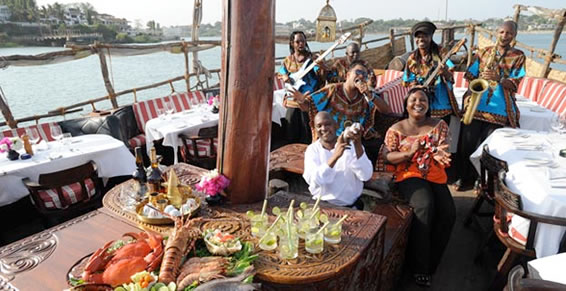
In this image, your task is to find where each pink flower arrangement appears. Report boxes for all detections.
[207,95,220,107]
[195,169,230,196]
[0,137,13,153]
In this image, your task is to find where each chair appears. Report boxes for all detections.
[179,125,218,169]
[22,161,103,227]
[505,265,566,291]
[490,170,566,291]
[464,144,509,227]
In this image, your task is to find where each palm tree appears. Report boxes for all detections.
[80,2,96,25]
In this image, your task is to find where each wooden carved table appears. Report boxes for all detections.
[103,163,387,290]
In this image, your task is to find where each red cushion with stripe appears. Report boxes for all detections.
[37,178,97,209]
[453,71,468,88]
[128,133,146,149]
[132,91,206,133]
[507,214,529,246]
[517,77,548,102]
[377,78,408,114]
[539,81,566,115]
[274,75,286,91]
[185,138,218,157]
[0,122,62,142]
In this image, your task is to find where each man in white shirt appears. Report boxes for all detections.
[303,111,374,209]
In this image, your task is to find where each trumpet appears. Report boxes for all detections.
[462,79,489,125]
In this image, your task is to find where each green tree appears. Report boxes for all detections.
[80,2,96,25]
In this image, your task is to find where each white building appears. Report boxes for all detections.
[63,6,87,25]
[95,14,129,31]
[0,5,11,22]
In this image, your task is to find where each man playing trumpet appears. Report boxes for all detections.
[455,20,526,190]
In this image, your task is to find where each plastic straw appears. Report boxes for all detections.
[312,195,321,212]
[336,214,349,225]
[258,215,282,244]
[316,221,330,235]
[260,199,268,218]
[309,208,320,220]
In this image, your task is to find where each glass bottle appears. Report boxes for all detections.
[147,147,162,193]
[132,147,147,200]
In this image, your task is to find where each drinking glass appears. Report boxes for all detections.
[165,100,175,115]
[324,219,343,244]
[250,214,268,238]
[50,126,63,142]
[305,228,324,254]
[278,229,298,259]
[157,108,166,120]
[61,133,72,146]
[26,128,41,145]
[296,216,317,240]
[259,231,278,251]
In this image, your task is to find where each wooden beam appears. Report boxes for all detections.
[182,42,191,93]
[96,46,119,109]
[467,24,476,67]
[513,5,523,24]
[0,86,17,128]
[541,12,566,78]
[217,0,274,204]
[389,28,395,56]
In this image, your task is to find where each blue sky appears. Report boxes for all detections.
[36,0,566,27]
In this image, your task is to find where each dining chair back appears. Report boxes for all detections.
[179,125,218,169]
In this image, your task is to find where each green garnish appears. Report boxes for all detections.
[69,277,85,287]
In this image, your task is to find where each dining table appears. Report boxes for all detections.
[0,163,388,290]
[144,106,219,164]
[527,252,566,285]
[469,128,566,257]
[447,88,558,152]
[0,134,136,207]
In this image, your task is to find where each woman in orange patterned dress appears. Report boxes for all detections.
[384,87,455,287]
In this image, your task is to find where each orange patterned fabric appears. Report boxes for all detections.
[384,120,450,184]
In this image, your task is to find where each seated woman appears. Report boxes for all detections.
[384,87,455,287]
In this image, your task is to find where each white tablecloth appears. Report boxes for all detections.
[470,128,566,257]
[528,252,566,284]
[0,134,135,207]
[144,108,219,164]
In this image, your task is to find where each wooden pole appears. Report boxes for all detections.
[467,24,476,67]
[389,28,395,56]
[192,0,202,89]
[217,0,274,204]
[0,86,17,128]
[540,12,566,78]
[96,46,119,109]
[513,5,522,24]
[409,32,415,51]
[182,42,191,92]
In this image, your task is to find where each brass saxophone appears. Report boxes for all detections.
[461,36,500,125]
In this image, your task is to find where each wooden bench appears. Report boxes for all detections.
[268,143,412,291]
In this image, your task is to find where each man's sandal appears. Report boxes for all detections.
[414,274,431,287]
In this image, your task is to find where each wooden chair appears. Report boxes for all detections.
[464,144,509,227]
[490,170,566,291]
[179,125,218,169]
[23,161,103,227]
[505,265,566,291]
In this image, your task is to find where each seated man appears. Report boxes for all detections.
[303,111,373,209]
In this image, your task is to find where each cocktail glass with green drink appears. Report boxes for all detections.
[279,228,299,259]
[247,210,268,238]
[305,227,324,254]
[259,230,278,251]
[324,215,348,244]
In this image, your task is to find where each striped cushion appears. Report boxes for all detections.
[185,138,218,157]
[453,71,468,88]
[128,133,146,149]
[375,70,404,88]
[132,91,205,133]
[274,75,286,91]
[0,122,62,142]
[36,178,96,209]
[539,81,566,115]
[377,78,409,114]
[517,77,548,102]
[507,214,529,246]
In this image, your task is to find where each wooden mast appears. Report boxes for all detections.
[541,10,566,78]
[95,44,119,109]
[0,86,17,128]
[218,0,275,204]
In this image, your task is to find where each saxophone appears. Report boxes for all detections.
[461,36,500,125]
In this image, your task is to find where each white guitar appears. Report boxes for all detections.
[284,32,353,97]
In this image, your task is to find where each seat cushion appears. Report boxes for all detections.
[539,81,566,115]
[375,70,404,88]
[453,71,468,89]
[377,79,409,114]
[185,138,218,157]
[517,76,548,102]
[36,178,97,209]
[0,122,62,142]
[508,214,530,246]
[128,133,146,149]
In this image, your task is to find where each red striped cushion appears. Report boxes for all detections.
[128,134,146,149]
[0,122,62,142]
[132,91,205,133]
[507,214,529,246]
[185,138,218,157]
[517,77,548,102]
[37,178,96,209]
[453,71,468,88]
[539,81,566,115]
[378,79,408,114]
[274,76,286,91]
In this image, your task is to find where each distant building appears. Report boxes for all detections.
[275,24,290,36]
[64,6,87,25]
[95,14,130,31]
[162,25,190,40]
[0,5,11,22]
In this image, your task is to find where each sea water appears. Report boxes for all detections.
[0,33,564,128]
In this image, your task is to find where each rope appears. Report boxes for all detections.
[169,81,175,93]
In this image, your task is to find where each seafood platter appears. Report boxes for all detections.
[66,215,259,291]
[135,170,201,225]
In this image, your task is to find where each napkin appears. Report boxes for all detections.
[548,168,566,181]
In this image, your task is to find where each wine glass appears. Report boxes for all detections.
[50,126,63,143]
[551,113,565,135]
[26,128,41,146]
[165,100,175,116]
